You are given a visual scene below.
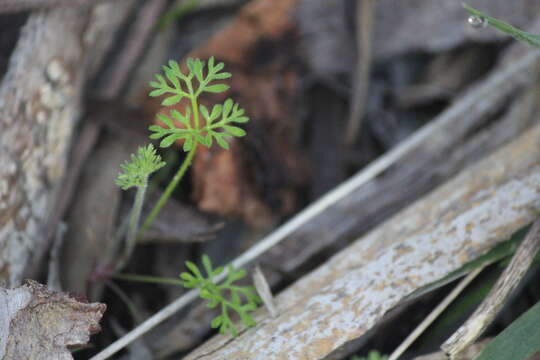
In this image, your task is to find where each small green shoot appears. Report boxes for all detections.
[464,4,540,48]
[180,255,261,337]
[115,144,165,270]
[351,350,388,360]
[139,57,249,238]
[115,144,166,190]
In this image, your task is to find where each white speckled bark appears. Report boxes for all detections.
[0,1,135,287]
[186,124,540,359]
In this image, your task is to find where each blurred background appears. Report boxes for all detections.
[1,0,540,359]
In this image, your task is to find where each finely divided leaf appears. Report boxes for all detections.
[116,144,166,190]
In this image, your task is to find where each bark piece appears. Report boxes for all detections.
[185,120,540,360]
[0,1,136,288]
[0,279,105,360]
[442,218,540,358]
[61,131,131,299]
[262,48,540,278]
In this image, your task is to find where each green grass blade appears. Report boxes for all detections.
[464,3,540,48]
[474,301,540,360]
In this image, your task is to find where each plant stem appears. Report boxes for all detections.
[191,96,200,129]
[116,182,147,271]
[138,144,197,239]
[113,273,185,286]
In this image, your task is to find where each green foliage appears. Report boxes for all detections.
[115,144,165,190]
[464,4,540,48]
[148,57,249,151]
[474,300,540,360]
[138,57,249,239]
[351,350,388,360]
[180,255,261,337]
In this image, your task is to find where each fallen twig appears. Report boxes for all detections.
[389,265,486,360]
[345,0,375,145]
[442,217,540,359]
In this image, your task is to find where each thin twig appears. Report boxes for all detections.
[442,217,540,359]
[90,50,540,360]
[345,0,375,145]
[46,121,100,243]
[99,0,169,99]
[389,265,486,360]
[47,223,67,291]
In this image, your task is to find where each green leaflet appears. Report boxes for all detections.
[148,57,247,151]
[180,255,261,337]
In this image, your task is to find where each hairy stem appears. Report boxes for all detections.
[116,182,147,271]
[138,144,197,238]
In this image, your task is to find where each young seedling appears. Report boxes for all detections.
[138,57,249,238]
[180,255,261,337]
[115,144,165,270]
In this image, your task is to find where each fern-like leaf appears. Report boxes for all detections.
[115,144,166,190]
[179,255,261,337]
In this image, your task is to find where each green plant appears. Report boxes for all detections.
[112,58,255,336]
[351,350,388,360]
[115,144,165,270]
[180,255,261,337]
[138,57,249,238]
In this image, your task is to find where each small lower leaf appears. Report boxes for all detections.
[160,134,179,148]
[214,135,229,150]
[162,94,182,106]
[211,315,223,329]
[224,125,246,137]
[204,84,230,93]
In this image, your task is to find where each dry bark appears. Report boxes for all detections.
[0,1,136,287]
[442,218,540,358]
[262,49,540,277]
[0,280,105,359]
[186,120,540,360]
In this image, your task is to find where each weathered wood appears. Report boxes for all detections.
[186,123,540,359]
[0,280,105,359]
[442,218,540,358]
[263,49,540,277]
[0,1,135,287]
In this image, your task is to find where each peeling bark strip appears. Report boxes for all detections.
[0,1,135,287]
[0,0,110,14]
[0,280,105,360]
[187,124,540,359]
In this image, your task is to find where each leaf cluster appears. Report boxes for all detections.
[115,144,165,190]
[148,57,249,151]
[180,255,261,337]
